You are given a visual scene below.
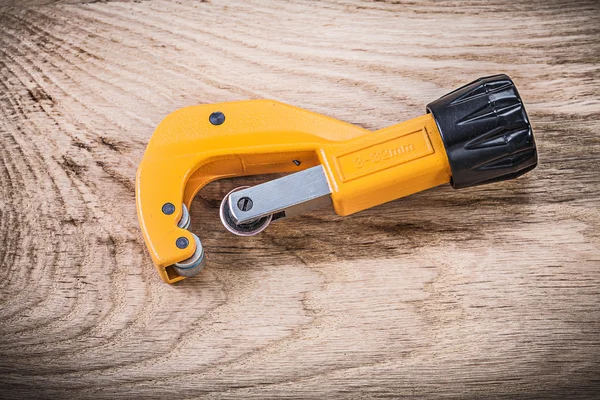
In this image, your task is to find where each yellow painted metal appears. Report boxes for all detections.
[136,100,451,283]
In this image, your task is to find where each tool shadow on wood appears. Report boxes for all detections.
[188,173,537,272]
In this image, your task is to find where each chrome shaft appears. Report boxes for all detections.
[227,165,332,225]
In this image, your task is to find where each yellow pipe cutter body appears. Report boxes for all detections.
[136,75,537,283]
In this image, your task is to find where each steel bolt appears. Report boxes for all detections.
[176,237,189,249]
[162,202,175,215]
[209,111,225,125]
[237,196,253,212]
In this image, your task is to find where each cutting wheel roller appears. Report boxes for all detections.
[136,74,538,283]
[219,187,273,237]
[173,233,205,277]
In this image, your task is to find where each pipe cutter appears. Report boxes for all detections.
[136,74,537,283]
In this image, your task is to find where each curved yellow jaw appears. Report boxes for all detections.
[136,100,450,283]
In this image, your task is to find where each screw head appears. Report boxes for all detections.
[209,111,225,125]
[237,196,253,212]
[176,237,189,249]
[162,202,175,215]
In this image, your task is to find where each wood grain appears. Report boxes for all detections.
[0,0,599,398]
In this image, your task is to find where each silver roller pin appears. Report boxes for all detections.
[177,203,191,230]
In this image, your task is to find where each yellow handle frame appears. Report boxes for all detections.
[136,100,451,283]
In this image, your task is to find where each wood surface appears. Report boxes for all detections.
[1,0,599,398]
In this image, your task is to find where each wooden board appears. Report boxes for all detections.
[1,0,599,398]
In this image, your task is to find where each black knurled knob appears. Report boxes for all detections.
[427,74,538,189]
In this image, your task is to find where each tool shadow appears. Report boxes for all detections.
[188,174,535,272]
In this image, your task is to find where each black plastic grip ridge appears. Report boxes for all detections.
[426,74,537,189]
